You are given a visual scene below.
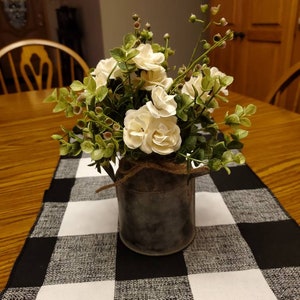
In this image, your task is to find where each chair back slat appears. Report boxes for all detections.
[70,57,75,82]
[0,69,8,94]
[55,48,63,87]
[0,39,89,94]
[266,62,300,113]
[20,45,53,90]
[7,52,22,93]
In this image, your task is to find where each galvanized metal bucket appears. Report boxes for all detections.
[116,159,196,256]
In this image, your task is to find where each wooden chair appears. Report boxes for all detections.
[0,39,90,94]
[265,61,300,113]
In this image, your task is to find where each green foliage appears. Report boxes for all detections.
[44,3,256,176]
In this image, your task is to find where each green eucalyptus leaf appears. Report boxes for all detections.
[70,80,85,91]
[123,33,137,50]
[95,86,108,102]
[59,143,71,156]
[207,98,219,109]
[91,148,104,160]
[212,80,221,94]
[43,89,57,103]
[233,152,246,164]
[53,100,68,112]
[86,76,96,92]
[151,43,161,52]
[220,75,234,86]
[103,143,114,158]
[71,141,82,156]
[65,104,75,117]
[213,141,227,158]
[222,150,233,163]
[126,49,139,61]
[58,87,69,99]
[184,135,197,151]
[118,61,136,72]
[201,76,214,91]
[209,158,223,171]
[244,104,257,115]
[51,134,63,140]
[225,113,240,125]
[81,140,95,153]
[240,117,251,127]
[233,128,249,139]
[110,47,126,62]
[215,93,229,103]
[227,140,244,149]
[235,104,244,116]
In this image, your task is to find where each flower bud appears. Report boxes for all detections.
[203,42,211,50]
[77,119,86,129]
[95,106,103,114]
[105,118,113,126]
[113,123,121,131]
[189,14,197,23]
[134,21,140,29]
[211,5,220,15]
[177,83,183,90]
[164,33,170,40]
[194,64,201,71]
[103,131,112,140]
[220,17,228,26]
[226,29,234,40]
[213,33,222,42]
[73,105,82,115]
[184,70,193,82]
[132,14,139,21]
[202,56,210,65]
[220,41,226,49]
[200,4,208,13]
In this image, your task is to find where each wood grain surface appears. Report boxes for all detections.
[0,90,299,290]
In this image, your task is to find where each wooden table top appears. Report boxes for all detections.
[0,89,299,290]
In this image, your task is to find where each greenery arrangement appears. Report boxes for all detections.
[44,3,256,179]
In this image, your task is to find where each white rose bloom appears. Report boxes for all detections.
[140,67,173,91]
[93,57,122,88]
[132,44,165,71]
[123,106,151,150]
[144,116,181,155]
[123,105,181,155]
[182,74,203,99]
[146,86,177,118]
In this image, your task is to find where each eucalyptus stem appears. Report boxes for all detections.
[168,31,232,93]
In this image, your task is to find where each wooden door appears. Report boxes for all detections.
[0,0,49,48]
[209,0,299,101]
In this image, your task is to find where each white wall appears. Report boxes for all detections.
[99,0,208,73]
[44,0,104,66]
[44,0,208,70]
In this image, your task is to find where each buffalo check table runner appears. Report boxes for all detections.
[1,154,300,300]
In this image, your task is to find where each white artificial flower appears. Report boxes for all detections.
[92,57,122,88]
[182,74,203,99]
[132,44,165,71]
[140,67,173,91]
[123,105,181,155]
[123,106,151,150]
[144,116,181,155]
[146,86,177,118]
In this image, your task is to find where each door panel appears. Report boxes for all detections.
[209,0,298,101]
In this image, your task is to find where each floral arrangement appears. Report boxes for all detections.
[44,4,256,180]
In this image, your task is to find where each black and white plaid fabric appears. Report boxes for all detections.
[1,154,300,300]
